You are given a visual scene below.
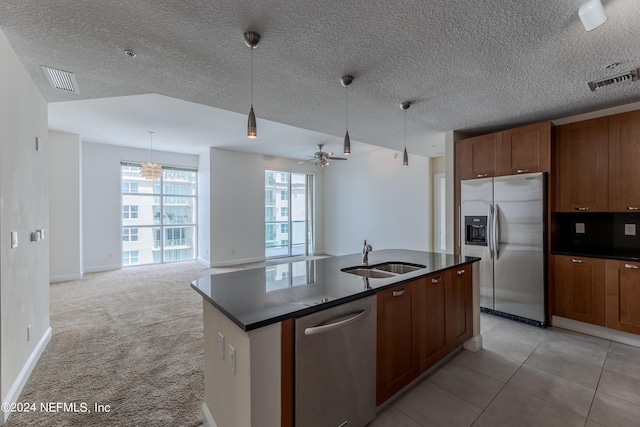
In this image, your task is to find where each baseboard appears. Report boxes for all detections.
[552,315,640,348]
[197,257,210,266]
[202,402,217,427]
[83,264,121,274]
[49,272,83,283]
[463,335,483,352]
[209,256,265,268]
[2,327,52,424]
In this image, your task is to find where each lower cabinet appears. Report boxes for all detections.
[605,259,640,335]
[377,266,473,405]
[553,255,605,326]
[376,282,417,406]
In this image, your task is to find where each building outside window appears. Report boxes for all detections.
[265,170,314,258]
[121,163,197,266]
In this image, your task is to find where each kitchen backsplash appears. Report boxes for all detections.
[554,212,640,257]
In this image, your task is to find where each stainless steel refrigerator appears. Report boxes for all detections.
[461,172,546,326]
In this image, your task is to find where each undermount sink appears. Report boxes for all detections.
[341,262,426,278]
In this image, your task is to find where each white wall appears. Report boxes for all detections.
[82,142,199,273]
[49,131,83,282]
[0,28,50,423]
[208,148,324,267]
[197,150,211,265]
[323,148,431,256]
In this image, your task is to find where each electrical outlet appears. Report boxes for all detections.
[218,332,225,359]
[228,344,236,374]
[575,223,586,234]
[625,224,637,236]
[11,231,18,248]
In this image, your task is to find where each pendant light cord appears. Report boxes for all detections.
[345,84,348,132]
[250,47,254,106]
[404,109,407,150]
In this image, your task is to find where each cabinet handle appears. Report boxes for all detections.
[431,277,442,283]
[457,269,465,275]
[627,207,640,211]
[570,258,586,263]
[392,289,406,297]
[574,207,591,211]
[517,169,530,173]
[477,173,488,178]
[625,263,639,269]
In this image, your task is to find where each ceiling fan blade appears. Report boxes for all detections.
[328,156,347,160]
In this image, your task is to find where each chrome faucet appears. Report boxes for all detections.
[362,240,373,265]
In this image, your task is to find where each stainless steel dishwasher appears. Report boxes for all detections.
[295,295,376,427]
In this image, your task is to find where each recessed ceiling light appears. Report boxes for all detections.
[124,50,137,58]
[605,62,620,70]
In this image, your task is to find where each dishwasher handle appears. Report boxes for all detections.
[304,307,372,336]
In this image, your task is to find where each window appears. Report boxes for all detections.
[122,182,139,193]
[123,205,138,219]
[265,170,314,258]
[121,164,197,266]
[123,250,139,266]
[122,228,139,242]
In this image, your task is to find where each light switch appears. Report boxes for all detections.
[218,332,225,359]
[625,224,637,236]
[11,231,18,248]
[575,223,586,234]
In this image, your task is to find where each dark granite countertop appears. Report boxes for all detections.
[551,247,640,262]
[192,249,480,331]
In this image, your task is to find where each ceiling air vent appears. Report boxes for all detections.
[588,68,639,92]
[41,65,79,93]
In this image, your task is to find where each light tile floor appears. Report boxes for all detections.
[370,313,640,427]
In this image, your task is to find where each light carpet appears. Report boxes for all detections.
[6,256,326,427]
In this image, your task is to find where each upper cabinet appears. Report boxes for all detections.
[609,110,640,212]
[457,121,551,181]
[502,121,550,175]
[557,117,609,212]
[459,132,503,180]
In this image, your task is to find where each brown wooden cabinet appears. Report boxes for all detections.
[458,132,503,180]
[412,273,447,374]
[605,260,640,334]
[446,266,473,348]
[376,282,417,405]
[502,121,550,175]
[608,110,640,212]
[553,255,605,326]
[557,118,609,212]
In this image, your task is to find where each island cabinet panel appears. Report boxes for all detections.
[608,110,640,212]
[459,132,503,180]
[376,283,418,406]
[502,121,550,175]
[553,255,605,326]
[605,260,640,335]
[557,117,609,212]
[412,274,447,373]
[446,267,473,349]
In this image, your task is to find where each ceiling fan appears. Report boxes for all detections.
[299,144,347,167]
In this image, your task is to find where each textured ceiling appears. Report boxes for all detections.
[1,0,640,158]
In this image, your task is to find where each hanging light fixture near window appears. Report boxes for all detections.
[140,131,162,180]
[340,75,354,156]
[244,31,261,139]
[400,101,411,167]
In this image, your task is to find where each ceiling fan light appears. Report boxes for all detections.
[343,131,351,155]
[403,148,409,167]
[248,105,257,139]
[578,0,607,31]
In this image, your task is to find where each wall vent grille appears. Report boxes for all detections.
[588,68,639,92]
[41,66,79,93]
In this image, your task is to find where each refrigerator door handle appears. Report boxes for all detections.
[493,204,501,258]
[487,204,494,259]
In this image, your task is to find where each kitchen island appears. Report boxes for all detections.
[192,249,481,427]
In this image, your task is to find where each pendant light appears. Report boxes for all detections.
[140,131,162,180]
[401,101,411,167]
[340,75,353,156]
[244,31,260,139]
